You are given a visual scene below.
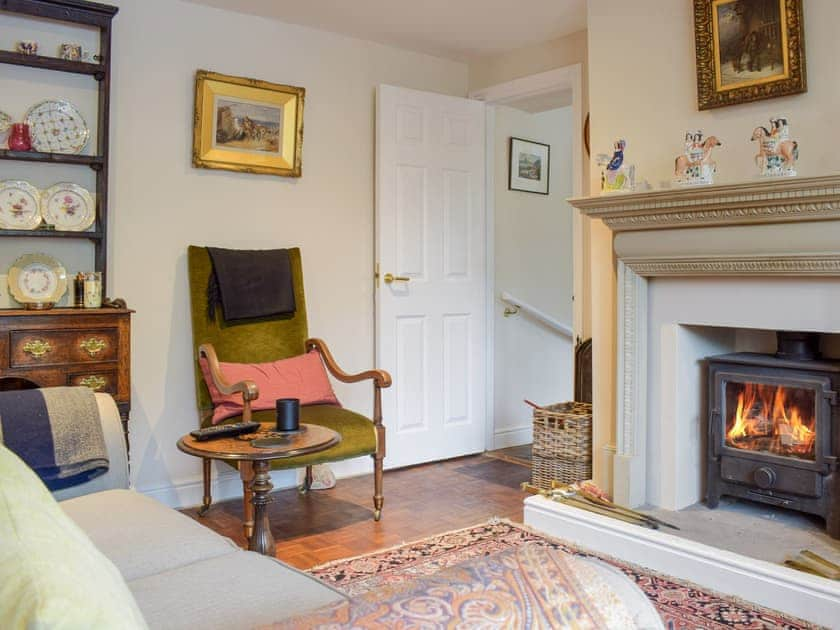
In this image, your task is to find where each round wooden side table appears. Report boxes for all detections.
[177,422,340,556]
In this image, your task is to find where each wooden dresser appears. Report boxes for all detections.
[0,308,132,440]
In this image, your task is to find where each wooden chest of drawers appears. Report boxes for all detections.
[0,308,132,441]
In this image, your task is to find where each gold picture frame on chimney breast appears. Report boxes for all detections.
[192,70,304,177]
[693,0,806,110]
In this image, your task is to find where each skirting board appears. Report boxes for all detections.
[140,457,372,509]
[493,423,532,450]
[524,495,840,626]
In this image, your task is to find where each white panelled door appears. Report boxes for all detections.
[375,84,486,470]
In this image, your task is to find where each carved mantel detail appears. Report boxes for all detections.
[570,175,840,232]
[624,255,840,278]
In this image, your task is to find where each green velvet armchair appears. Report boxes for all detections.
[187,246,390,539]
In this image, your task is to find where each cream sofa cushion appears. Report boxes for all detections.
[128,551,346,629]
[61,489,239,581]
[0,444,148,630]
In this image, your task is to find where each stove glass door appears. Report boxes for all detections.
[724,380,817,461]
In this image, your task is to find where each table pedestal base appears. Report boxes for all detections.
[248,460,275,556]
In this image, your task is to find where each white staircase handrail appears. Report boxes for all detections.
[500,291,574,340]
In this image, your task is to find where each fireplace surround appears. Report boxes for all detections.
[569,174,840,509]
[530,175,840,625]
[706,341,839,538]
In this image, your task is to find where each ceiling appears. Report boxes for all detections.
[183,0,587,62]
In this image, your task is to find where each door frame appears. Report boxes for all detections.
[468,64,585,450]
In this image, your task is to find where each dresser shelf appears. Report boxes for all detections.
[0,228,103,239]
[0,50,104,77]
[0,149,104,168]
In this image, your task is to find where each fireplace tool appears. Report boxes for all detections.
[521,482,678,530]
[784,550,840,580]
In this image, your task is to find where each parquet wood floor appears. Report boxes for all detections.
[181,454,530,569]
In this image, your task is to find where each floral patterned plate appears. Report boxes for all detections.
[7,253,67,308]
[0,180,42,230]
[24,99,90,154]
[41,183,95,231]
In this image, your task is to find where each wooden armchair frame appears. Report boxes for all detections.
[197,339,390,538]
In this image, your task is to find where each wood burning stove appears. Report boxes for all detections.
[707,333,839,539]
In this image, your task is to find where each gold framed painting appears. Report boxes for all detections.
[693,0,806,110]
[192,70,304,177]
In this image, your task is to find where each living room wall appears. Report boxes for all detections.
[585,0,840,493]
[97,0,467,505]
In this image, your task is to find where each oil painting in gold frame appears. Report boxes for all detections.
[693,0,806,110]
[193,70,304,177]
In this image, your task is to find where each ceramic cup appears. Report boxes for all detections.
[83,272,102,308]
[59,43,82,61]
[16,40,38,55]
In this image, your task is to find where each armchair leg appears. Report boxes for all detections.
[373,455,384,521]
[198,458,212,516]
[298,465,313,495]
[240,461,255,541]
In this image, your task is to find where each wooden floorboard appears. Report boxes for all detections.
[181,454,530,569]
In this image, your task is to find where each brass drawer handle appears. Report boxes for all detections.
[23,339,53,359]
[79,375,107,391]
[80,337,107,357]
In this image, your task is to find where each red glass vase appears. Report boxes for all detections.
[8,123,32,151]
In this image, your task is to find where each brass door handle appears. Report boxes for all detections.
[383,273,410,284]
[23,339,52,358]
[80,337,107,357]
[79,375,107,391]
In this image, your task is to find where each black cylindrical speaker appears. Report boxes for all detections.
[275,398,300,432]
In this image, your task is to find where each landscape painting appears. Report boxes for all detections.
[214,98,283,154]
[509,137,550,195]
[693,0,806,109]
[193,70,305,177]
[518,152,542,181]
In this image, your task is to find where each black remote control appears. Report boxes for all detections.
[190,421,261,441]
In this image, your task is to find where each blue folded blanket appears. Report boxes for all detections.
[0,387,108,490]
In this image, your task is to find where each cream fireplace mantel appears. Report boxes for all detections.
[569,174,840,508]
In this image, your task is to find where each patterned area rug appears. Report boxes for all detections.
[308,519,822,630]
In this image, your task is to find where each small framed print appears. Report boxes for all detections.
[509,137,550,195]
[193,70,304,177]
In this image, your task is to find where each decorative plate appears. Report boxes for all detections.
[7,253,67,308]
[24,100,90,154]
[41,183,95,231]
[0,180,42,230]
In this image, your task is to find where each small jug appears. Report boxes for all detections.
[7,123,32,151]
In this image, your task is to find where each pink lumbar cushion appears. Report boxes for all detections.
[199,351,340,424]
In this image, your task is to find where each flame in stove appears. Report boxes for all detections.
[726,383,816,457]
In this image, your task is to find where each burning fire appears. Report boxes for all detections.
[726,383,816,458]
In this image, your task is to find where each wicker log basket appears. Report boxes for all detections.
[531,401,592,490]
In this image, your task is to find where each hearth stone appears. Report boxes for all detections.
[707,349,840,539]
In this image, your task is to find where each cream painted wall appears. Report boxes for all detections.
[0,0,468,507]
[493,105,574,447]
[469,31,587,94]
[470,30,592,342]
[586,0,840,494]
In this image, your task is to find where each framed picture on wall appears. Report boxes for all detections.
[693,0,806,110]
[192,70,305,177]
[509,137,550,195]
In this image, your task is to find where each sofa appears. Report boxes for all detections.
[1,392,662,629]
[1,393,346,630]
